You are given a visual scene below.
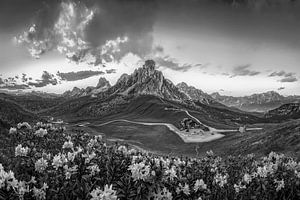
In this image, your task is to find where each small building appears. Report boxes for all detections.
[239,125,246,133]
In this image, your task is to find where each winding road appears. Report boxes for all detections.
[74,109,263,143]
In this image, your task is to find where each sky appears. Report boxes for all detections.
[0,0,300,96]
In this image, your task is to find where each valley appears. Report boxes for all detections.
[0,60,299,159]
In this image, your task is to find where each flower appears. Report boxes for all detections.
[35,158,48,173]
[214,173,228,187]
[274,179,285,192]
[176,183,190,195]
[67,152,75,162]
[242,173,252,184]
[128,162,150,181]
[52,153,67,170]
[194,179,207,191]
[9,127,17,134]
[32,183,48,200]
[90,184,118,200]
[34,128,48,137]
[152,187,173,200]
[17,122,32,129]
[62,140,74,149]
[63,165,78,180]
[15,144,30,157]
[87,164,100,176]
[164,166,177,181]
[234,182,246,193]
[117,145,127,154]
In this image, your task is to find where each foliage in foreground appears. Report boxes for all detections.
[0,122,300,200]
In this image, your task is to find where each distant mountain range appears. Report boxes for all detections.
[211,91,300,113]
[1,60,300,122]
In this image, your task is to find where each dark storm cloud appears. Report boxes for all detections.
[230,64,260,77]
[0,84,30,90]
[106,69,116,74]
[279,76,298,82]
[269,70,296,77]
[57,70,104,82]
[155,56,196,72]
[14,0,157,64]
[28,71,58,88]
[268,70,298,82]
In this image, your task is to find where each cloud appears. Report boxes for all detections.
[15,0,157,65]
[230,64,260,77]
[279,76,298,83]
[0,84,30,90]
[269,70,298,82]
[106,69,116,74]
[0,78,4,85]
[278,87,285,90]
[268,70,295,77]
[57,70,104,82]
[154,56,196,72]
[28,71,58,88]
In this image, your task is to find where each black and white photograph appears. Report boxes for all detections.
[0,0,300,199]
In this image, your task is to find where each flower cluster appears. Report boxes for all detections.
[0,122,299,200]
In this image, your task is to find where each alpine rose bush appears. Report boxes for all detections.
[0,122,299,200]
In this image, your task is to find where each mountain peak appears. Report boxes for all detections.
[111,60,188,101]
[96,77,111,88]
[144,59,156,71]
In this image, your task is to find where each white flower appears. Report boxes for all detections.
[52,153,67,170]
[17,122,32,129]
[34,128,48,137]
[32,183,48,200]
[0,164,18,190]
[257,166,269,178]
[234,182,246,193]
[15,144,30,157]
[67,152,75,162]
[62,140,74,149]
[128,162,150,181]
[164,166,177,181]
[87,164,100,176]
[243,173,252,184]
[9,127,17,134]
[35,158,48,173]
[83,152,96,164]
[152,187,173,200]
[274,179,285,191]
[16,181,30,199]
[194,179,207,191]
[63,165,78,180]
[176,183,190,195]
[90,184,118,200]
[117,145,127,154]
[214,173,228,187]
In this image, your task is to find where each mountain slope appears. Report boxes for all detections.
[0,98,39,127]
[265,103,300,120]
[176,82,214,104]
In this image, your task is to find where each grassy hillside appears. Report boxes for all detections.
[0,122,299,200]
[0,98,39,127]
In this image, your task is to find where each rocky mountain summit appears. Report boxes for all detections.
[104,60,189,101]
[63,77,111,98]
[176,82,215,105]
